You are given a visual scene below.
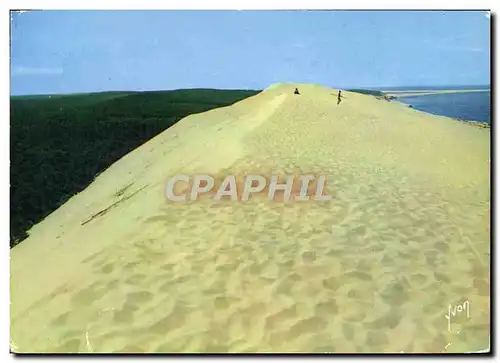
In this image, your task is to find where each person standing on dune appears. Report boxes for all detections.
[337,90,343,105]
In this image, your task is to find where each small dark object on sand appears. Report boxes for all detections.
[337,90,342,105]
[294,88,300,95]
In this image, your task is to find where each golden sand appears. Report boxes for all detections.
[10,83,490,353]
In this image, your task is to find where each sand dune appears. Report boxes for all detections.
[10,83,490,353]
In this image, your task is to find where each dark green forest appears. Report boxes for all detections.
[10,89,260,247]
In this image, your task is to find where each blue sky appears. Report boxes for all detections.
[10,10,490,95]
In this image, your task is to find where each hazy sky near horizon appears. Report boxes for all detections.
[11,10,490,95]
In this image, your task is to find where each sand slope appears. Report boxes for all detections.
[10,83,490,353]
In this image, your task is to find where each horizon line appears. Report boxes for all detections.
[10,83,491,98]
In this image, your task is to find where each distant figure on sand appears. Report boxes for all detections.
[294,88,300,95]
[337,90,343,105]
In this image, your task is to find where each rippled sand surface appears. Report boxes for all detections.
[11,84,490,353]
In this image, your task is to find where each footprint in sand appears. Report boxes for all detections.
[61,329,84,340]
[300,251,317,264]
[106,279,120,290]
[124,261,140,269]
[342,271,373,281]
[365,330,390,350]
[364,308,403,330]
[70,284,108,307]
[82,250,107,265]
[342,322,355,341]
[284,317,329,343]
[125,273,147,286]
[322,276,341,291]
[53,338,82,353]
[145,303,189,335]
[264,305,299,331]
[212,296,240,310]
[126,291,154,304]
[112,302,138,324]
[347,287,373,301]
[379,280,410,307]
[50,311,71,327]
[99,262,116,274]
[315,298,339,317]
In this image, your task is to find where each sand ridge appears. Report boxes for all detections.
[10,83,490,353]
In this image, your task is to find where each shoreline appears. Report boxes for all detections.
[382,89,490,98]
[393,99,491,127]
[386,91,491,128]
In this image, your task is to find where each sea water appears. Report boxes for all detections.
[397,91,491,123]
